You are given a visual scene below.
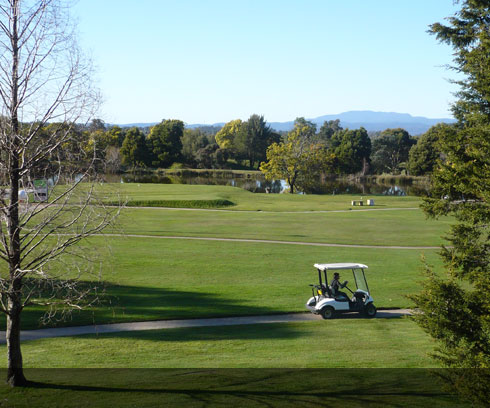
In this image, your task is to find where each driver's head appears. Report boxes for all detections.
[333,272,340,279]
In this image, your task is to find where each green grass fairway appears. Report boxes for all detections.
[2,319,436,368]
[92,184,453,247]
[115,206,451,247]
[0,184,464,404]
[4,184,452,330]
[102,183,426,211]
[17,236,440,329]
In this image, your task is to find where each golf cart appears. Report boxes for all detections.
[306,263,376,319]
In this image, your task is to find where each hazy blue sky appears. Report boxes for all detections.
[74,0,460,125]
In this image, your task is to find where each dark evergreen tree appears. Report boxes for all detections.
[370,128,416,174]
[120,127,148,168]
[408,123,454,176]
[410,1,490,405]
[331,127,371,175]
[235,114,279,168]
[317,119,342,147]
[147,119,184,168]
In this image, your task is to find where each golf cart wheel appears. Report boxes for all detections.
[364,303,377,318]
[320,306,335,320]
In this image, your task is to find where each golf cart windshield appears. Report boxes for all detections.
[353,269,370,294]
[313,263,370,294]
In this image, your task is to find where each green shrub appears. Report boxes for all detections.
[106,199,235,209]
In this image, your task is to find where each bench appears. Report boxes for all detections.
[351,199,375,206]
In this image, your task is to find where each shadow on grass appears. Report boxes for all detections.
[10,282,298,332]
[86,322,304,343]
[0,369,468,408]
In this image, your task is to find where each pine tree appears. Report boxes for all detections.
[410,1,490,404]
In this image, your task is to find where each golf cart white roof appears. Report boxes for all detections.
[314,263,368,271]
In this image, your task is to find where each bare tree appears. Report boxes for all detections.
[0,0,117,386]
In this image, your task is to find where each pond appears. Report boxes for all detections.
[102,172,429,196]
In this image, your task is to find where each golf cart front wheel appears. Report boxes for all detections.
[320,306,335,320]
[364,303,377,318]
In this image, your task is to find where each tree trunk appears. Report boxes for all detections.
[288,171,298,194]
[6,1,25,386]
[288,177,295,194]
[6,135,25,386]
[6,290,26,387]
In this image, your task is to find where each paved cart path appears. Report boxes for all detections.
[0,310,411,343]
[124,206,421,214]
[100,234,440,250]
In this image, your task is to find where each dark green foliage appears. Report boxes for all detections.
[410,264,490,405]
[410,1,490,405]
[371,128,416,174]
[330,127,371,174]
[234,114,280,168]
[317,119,342,146]
[429,0,490,124]
[181,128,216,166]
[195,144,217,168]
[120,127,148,168]
[408,123,455,176]
[193,144,229,169]
[105,126,126,147]
[147,119,184,168]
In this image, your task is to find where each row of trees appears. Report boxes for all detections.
[74,115,448,180]
[76,117,268,171]
[37,100,454,188]
[108,114,282,171]
[258,117,455,193]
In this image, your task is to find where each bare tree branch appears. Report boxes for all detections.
[0,0,114,386]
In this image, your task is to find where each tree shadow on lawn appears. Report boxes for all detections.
[14,282,298,331]
[87,321,304,343]
[5,369,467,408]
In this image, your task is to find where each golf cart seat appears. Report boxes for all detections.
[334,294,349,302]
[330,286,349,301]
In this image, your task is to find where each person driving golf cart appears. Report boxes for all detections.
[330,272,348,300]
[306,263,377,319]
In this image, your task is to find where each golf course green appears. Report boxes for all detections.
[0,183,467,406]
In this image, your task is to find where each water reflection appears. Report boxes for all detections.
[103,173,428,196]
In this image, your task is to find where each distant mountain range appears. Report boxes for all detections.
[118,110,456,135]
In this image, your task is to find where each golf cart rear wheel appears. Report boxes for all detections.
[364,303,377,318]
[320,306,335,320]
